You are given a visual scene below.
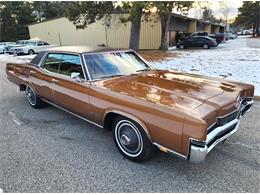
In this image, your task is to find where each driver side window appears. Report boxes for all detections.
[43,53,84,79]
[59,54,84,79]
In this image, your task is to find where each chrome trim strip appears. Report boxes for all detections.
[82,53,93,81]
[189,145,207,163]
[153,142,187,159]
[207,98,254,132]
[206,118,239,144]
[189,99,253,163]
[189,118,241,163]
[41,98,103,129]
[207,119,241,153]
[207,100,253,145]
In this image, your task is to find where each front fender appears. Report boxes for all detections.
[103,109,152,141]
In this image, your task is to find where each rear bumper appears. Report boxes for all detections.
[189,99,253,163]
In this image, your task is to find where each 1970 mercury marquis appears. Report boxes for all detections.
[6,46,254,163]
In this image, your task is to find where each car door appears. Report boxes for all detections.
[33,42,42,53]
[51,53,92,119]
[187,37,197,47]
[38,41,52,52]
[196,37,205,47]
[30,53,62,102]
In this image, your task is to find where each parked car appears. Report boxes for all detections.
[190,31,224,44]
[214,32,229,41]
[16,40,28,45]
[0,42,16,53]
[227,33,237,39]
[6,46,254,163]
[10,40,55,55]
[3,43,25,54]
[242,30,252,35]
[177,36,218,49]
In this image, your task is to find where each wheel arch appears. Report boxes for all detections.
[103,110,153,142]
[19,83,27,91]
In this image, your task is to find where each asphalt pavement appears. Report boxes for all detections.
[0,58,259,192]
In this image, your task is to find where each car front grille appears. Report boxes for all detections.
[207,97,253,134]
[207,123,237,147]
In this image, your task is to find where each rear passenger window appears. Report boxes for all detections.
[43,53,62,73]
[59,54,84,79]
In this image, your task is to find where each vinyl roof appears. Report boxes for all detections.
[45,46,130,54]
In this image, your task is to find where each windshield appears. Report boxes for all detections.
[84,51,151,80]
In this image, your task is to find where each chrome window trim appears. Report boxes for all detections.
[82,49,155,82]
[38,52,87,82]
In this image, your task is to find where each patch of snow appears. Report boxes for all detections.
[151,36,260,96]
[0,54,35,63]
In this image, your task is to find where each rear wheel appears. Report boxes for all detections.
[203,44,210,49]
[112,116,154,162]
[26,85,45,108]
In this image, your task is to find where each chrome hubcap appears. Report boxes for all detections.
[26,86,36,105]
[115,120,143,157]
[121,134,131,145]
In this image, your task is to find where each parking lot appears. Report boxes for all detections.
[0,37,259,192]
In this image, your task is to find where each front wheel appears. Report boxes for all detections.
[179,44,185,49]
[28,49,34,55]
[26,85,45,108]
[112,116,154,162]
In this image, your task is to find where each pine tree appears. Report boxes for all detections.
[235,1,260,37]
[0,2,36,41]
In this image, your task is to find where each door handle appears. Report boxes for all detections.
[30,70,36,74]
[51,79,59,83]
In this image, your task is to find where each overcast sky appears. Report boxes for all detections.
[187,0,243,20]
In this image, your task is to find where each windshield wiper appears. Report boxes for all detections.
[136,68,151,72]
[99,74,126,79]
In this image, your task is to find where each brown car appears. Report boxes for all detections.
[6,46,254,163]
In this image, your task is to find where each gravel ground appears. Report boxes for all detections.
[0,50,259,192]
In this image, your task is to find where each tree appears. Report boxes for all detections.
[151,1,193,51]
[202,8,218,23]
[234,1,260,37]
[0,2,36,41]
[219,2,230,24]
[120,2,150,51]
[65,1,114,29]
[32,1,67,22]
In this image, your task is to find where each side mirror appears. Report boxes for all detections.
[71,72,81,82]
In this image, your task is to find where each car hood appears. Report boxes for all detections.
[93,70,242,113]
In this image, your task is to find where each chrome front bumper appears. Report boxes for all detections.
[189,99,253,163]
